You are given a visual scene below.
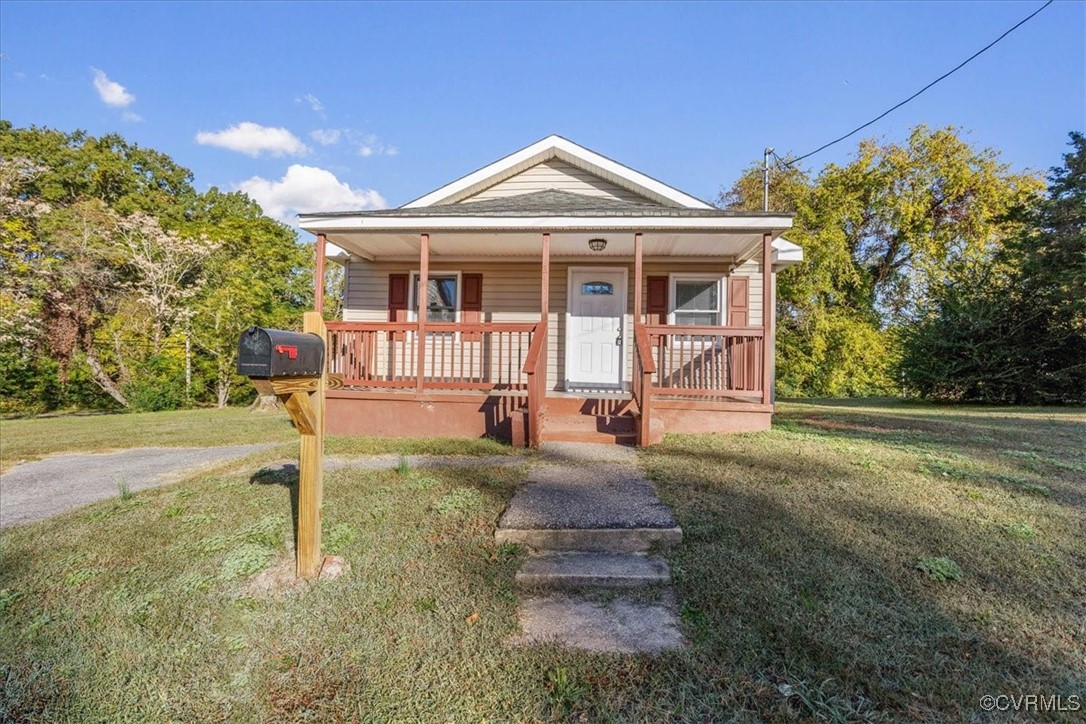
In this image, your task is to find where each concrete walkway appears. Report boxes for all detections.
[0,445,270,528]
[498,442,684,654]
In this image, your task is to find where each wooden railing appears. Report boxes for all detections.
[632,325,656,446]
[643,325,764,398]
[521,321,548,448]
[326,321,536,391]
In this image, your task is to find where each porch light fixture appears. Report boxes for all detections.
[588,237,607,252]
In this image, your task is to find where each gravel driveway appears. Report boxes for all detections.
[0,445,270,528]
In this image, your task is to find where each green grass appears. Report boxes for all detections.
[0,408,297,473]
[0,407,517,474]
[1,399,1083,720]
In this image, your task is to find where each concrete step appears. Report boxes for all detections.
[516,552,670,588]
[512,591,684,653]
[496,526,683,552]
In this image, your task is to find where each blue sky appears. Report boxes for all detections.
[1,1,1082,223]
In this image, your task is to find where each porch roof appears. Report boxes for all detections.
[300,190,794,265]
[301,189,786,219]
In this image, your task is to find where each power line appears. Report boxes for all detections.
[783,0,1054,167]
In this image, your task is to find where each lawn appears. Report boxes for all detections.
[0,407,516,474]
[1,400,1083,720]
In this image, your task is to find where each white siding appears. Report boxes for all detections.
[459,160,658,205]
[343,255,768,390]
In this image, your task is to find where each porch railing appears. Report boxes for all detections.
[643,325,764,397]
[521,321,548,448]
[632,326,656,446]
[325,321,537,391]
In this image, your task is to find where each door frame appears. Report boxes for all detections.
[564,265,628,391]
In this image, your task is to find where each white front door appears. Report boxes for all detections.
[567,268,625,389]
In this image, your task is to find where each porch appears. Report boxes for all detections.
[312,229,784,447]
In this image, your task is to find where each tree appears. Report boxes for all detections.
[0,124,310,413]
[187,189,311,407]
[722,125,1044,397]
[902,133,1086,403]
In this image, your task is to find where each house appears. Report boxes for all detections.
[299,135,801,446]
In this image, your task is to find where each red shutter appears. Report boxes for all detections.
[727,276,750,327]
[727,275,752,390]
[646,276,668,324]
[388,273,408,340]
[647,276,668,347]
[462,273,483,340]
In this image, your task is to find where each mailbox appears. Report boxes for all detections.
[237,327,325,378]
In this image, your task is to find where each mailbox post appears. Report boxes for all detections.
[237,312,328,578]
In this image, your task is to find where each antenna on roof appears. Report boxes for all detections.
[763,147,773,212]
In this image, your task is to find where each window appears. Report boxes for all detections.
[581,281,614,296]
[672,277,721,327]
[410,272,460,323]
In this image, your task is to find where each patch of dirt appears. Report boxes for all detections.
[245,558,310,598]
[245,555,351,598]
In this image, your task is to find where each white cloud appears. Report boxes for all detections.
[195,122,309,157]
[122,111,143,123]
[354,132,397,158]
[237,165,386,223]
[296,93,326,119]
[310,128,342,146]
[92,68,135,108]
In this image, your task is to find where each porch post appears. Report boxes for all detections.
[633,232,643,327]
[416,233,429,392]
[540,233,550,321]
[761,232,773,406]
[314,233,327,314]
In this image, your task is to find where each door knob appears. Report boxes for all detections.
[615,334,622,346]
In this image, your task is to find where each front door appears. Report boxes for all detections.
[566,268,625,389]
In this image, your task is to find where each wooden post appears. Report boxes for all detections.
[540,232,550,390]
[537,232,550,446]
[761,232,773,406]
[633,232,643,328]
[297,311,326,578]
[314,233,327,315]
[416,233,429,393]
[540,233,550,320]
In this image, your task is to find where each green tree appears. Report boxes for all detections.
[187,189,311,407]
[902,133,1086,403]
[722,126,1044,396]
[0,123,311,413]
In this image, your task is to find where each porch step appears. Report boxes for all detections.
[544,395,633,417]
[516,552,670,588]
[542,412,637,445]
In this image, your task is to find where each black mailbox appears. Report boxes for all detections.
[237,327,325,378]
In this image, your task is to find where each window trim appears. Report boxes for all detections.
[667,273,726,327]
[408,270,463,324]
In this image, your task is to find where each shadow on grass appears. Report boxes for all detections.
[250,464,300,550]
[646,448,1084,719]
[771,412,1086,509]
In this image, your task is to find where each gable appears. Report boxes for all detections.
[403,135,713,210]
[458,159,662,206]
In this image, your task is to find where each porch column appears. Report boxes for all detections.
[314,233,327,314]
[540,233,550,322]
[416,233,429,392]
[633,232,643,327]
[761,232,773,406]
[540,231,550,391]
